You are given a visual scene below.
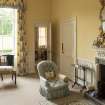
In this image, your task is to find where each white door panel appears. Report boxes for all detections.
[60,17,77,80]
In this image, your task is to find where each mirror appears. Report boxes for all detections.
[93,0,105,48]
[101,7,105,20]
[100,0,105,32]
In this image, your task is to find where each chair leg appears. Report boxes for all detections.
[1,74,3,81]
[12,74,13,80]
[14,73,16,85]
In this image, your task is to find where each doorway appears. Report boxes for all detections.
[34,23,52,68]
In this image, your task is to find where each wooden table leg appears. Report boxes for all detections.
[1,74,3,81]
[12,74,13,80]
[14,73,16,84]
[72,67,80,88]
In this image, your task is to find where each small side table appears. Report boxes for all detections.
[0,66,16,84]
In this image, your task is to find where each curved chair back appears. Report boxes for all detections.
[37,60,57,78]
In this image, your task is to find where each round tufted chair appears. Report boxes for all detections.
[37,60,70,99]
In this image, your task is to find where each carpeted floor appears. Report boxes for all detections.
[0,76,96,105]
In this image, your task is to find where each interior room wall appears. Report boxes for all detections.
[51,0,101,68]
[23,0,100,75]
[25,0,51,73]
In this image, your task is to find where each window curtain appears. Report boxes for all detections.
[0,0,28,75]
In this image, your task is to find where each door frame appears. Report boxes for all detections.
[34,22,52,61]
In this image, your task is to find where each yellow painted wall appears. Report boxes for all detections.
[24,0,101,73]
[51,0,101,67]
[25,0,51,73]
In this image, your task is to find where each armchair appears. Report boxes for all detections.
[37,60,70,99]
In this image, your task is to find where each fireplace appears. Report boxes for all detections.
[96,58,105,99]
[98,64,105,82]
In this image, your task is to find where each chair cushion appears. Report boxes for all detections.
[48,80,68,89]
[45,71,55,80]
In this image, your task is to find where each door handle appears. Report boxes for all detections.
[62,43,64,54]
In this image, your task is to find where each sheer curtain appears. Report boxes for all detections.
[0,0,28,75]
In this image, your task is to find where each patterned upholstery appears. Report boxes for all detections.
[37,60,70,99]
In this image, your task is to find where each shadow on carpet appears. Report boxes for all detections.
[0,81,17,90]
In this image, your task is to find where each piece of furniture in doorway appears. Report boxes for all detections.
[0,66,16,84]
[37,60,70,99]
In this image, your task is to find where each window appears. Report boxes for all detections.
[38,27,47,48]
[0,8,17,66]
[0,8,17,55]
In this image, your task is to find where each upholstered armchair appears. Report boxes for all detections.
[37,60,70,99]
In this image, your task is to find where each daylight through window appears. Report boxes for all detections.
[38,27,47,48]
[0,8,17,55]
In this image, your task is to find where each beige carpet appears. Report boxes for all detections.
[0,76,96,105]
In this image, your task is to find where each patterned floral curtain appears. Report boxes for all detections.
[0,0,28,75]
